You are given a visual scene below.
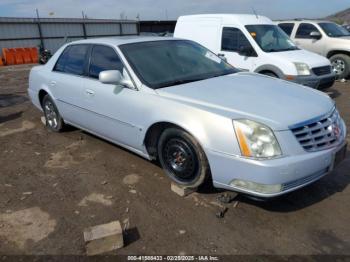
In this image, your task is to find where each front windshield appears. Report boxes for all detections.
[318,22,350,37]
[245,24,299,53]
[119,40,237,89]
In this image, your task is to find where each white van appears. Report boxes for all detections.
[174,14,336,89]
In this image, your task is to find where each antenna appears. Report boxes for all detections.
[252,7,258,19]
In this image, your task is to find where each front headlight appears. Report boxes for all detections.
[294,62,311,76]
[233,119,282,159]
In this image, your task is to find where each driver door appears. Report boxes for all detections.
[219,27,256,71]
[79,44,142,149]
[294,23,325,55]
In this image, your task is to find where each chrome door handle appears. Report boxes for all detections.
[85,89,95,96]
[50,81,56,87]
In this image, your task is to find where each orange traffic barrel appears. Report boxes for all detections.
[23,48,33,63]
[12,48,24,64]
[29,47,39,63]
[2,48,15,65]
[17,48,32,64]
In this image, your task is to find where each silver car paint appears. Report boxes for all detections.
[28,37,347,197]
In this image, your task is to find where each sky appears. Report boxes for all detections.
[0,0,349,20]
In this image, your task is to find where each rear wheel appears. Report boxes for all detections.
[157,128,210,188]
[42,95,65,132]
[330,54,350,79]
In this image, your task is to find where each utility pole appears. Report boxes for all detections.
[81,11,87,39]
[35,9,45,49]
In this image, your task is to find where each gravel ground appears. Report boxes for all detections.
[0,64,349,256]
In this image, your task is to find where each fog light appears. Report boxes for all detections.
[230,179,282,194]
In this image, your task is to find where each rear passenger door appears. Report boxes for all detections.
[80,44,141,148]
[50,44,90,126]
[220,27,256,71]
[294,23,325,55]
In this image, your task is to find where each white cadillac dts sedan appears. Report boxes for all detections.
[28,37,347,198]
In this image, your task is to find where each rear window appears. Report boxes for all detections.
[54,44,89,75]
[278,23,295,36]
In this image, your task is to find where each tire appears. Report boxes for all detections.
[261,71,278,78]
[42,95,65,132]
[330,54,350,80]
[157,128,210,188]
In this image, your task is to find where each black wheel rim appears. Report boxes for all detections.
[162,138,198,182]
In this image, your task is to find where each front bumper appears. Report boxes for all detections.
[290,73,335,90]
[207,140,347,198]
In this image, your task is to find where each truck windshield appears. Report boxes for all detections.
[119,40,237,89]
[318,22,350,37]
[245,24,299,53]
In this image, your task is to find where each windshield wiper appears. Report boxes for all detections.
[266,47,298,52]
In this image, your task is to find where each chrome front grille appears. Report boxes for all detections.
[291,109,342,152]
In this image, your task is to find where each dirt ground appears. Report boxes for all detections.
[0,64,349,256]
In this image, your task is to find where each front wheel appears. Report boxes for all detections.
[42,95,65,132]
[330,54,350,79]
[157,128,210,188]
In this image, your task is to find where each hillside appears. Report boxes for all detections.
[327,7,350,24]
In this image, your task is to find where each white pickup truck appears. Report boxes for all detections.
[277,20,350,79]
[174,14,335,89]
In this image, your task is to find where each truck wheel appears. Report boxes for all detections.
[157,128,210,189]
[330,54,350,79]
[42,95,65,132]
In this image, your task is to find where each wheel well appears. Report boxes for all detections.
[259,70,278,77]
[38,90,48,107]
[144,122,184,160]
[327,50,350,59]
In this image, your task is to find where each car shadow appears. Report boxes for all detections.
[0,111,23,124]
[0,94,28,108]
[326,87,341,99]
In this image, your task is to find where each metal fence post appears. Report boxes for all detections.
[36,9,45,49]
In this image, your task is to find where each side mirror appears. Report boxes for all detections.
[217,53,228,62]
[238,46,256,57]
[99,70,133,88]
[310,31,322,40]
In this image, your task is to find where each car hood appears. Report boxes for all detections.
[156,72,334,131]
[267,49,330,68]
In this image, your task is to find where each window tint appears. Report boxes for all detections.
[296,23,320,39]
[54,44,89,75]
[221,27,252,52]
[89,45,124,79]
[278,23,295,36]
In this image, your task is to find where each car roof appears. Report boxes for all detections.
[276,20,331,24]
[178,14,273,25]
[69,36,178,46]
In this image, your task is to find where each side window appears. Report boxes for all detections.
[221,27,252,52]
[296,23,320,39]
[54,44,89,75]
[278,23,295,36]
[89,45,124,79]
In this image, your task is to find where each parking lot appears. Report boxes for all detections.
[0,64,349,255]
